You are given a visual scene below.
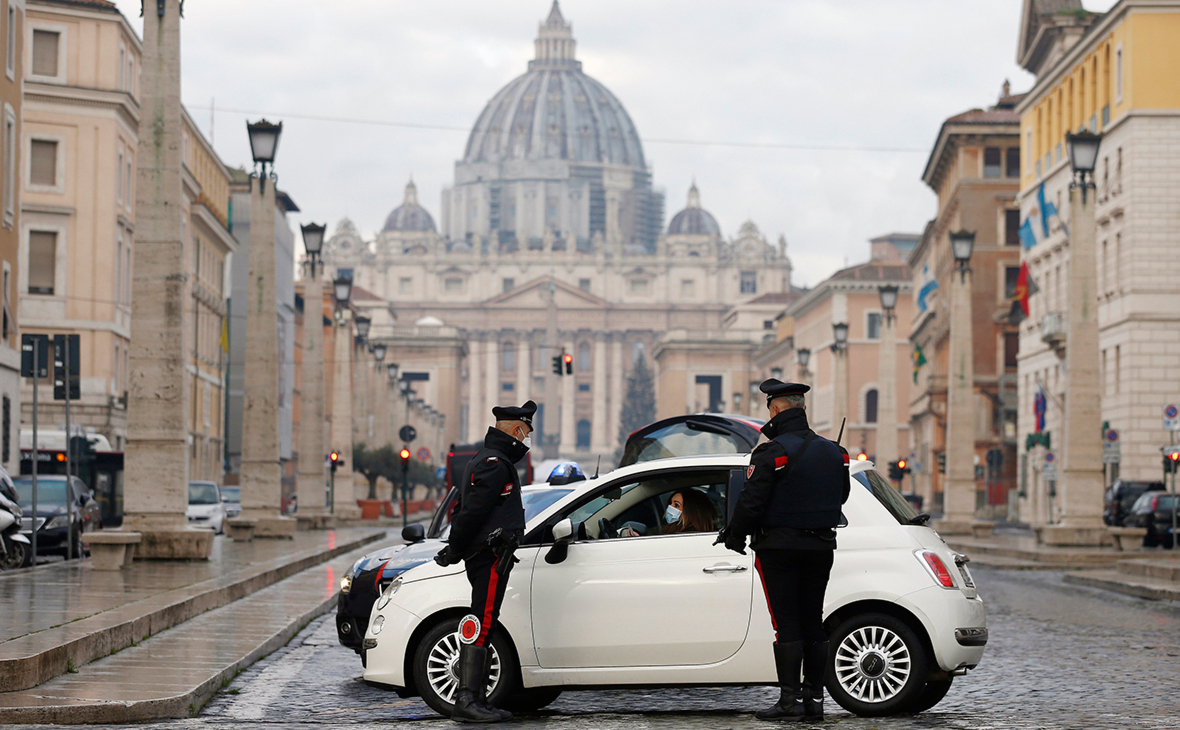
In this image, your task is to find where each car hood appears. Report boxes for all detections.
[186,504,222,516]
[352,537,444,578]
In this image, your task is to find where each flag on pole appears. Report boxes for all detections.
[1007,261,1040,325]
[1033,385,1047,433]
[916,266,939,313]
[912,343,927,384]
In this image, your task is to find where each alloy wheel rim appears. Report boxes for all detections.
[425,631,501,704]
[834,625,911,703]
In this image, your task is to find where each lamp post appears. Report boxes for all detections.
[328,272,359,518]
[237,118,295,538]
[797,347,811,392]
[877,284,900,470]
[296,222,330,525]
[830,322,849,440]
[1044,131,1106,544]
[941,230,977,533]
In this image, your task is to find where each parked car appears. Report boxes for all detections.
[1104,480,1165,526]
[337,484,573,654]
[618,413,765,468]
[14,475,101,564]
[187,481,227,534]
[220,485,241,519]
[361,456,986,718]
[1125,491,1179,547]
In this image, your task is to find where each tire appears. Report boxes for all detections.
[905,677,953,714]
[412,617,520,719]
[826,612,929,717]
[500,687,562,713]
[0,537,30,569]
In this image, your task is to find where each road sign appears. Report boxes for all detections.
[20,334,49,378]
[1165,403,1180,431]
[53,334,80,401]
[1102,429,1121,464]
[399,425,417,443]
[1042,450,1058,481]
[417,447,431,462]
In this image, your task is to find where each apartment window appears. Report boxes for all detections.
[1114,44,1123,103]
[577,341,591,371]
[2,263,9,344]
[578,278,591,292]
[629,278,648,295]
[124,243,131,305]
[576,420,591,450]
[6,6,15,79]
[32,29,60,77]
[444,277,462,292]
[1006,147,1021,178]
[1116,147,1122,193]
[125,158,133,209]
[118,44,126,91]
[1005,209,1021,246]
[578,383,590,393]
[864,389,879,424]
[398,276,412,294]
[3,106,14,224]
[501,277,514,293]
[116,235,123,304]
[117,150,124,204]
[27,231,57,295]
[763,320,775,330]
[29,139,57,186]
[501,341,515,372]
[1004,267,1020,299]
[983,147,1002,178]
[336,267,353,280]
[127,58,135,96]
[680,279,695,298]
[866,312,882,340]
[1114,345,1121,394]
[1004,332,1019,369]
[739,270,757,294]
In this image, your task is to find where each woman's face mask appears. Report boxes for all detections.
[665,505,682,524]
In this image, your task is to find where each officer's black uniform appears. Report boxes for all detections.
[435,400,534,724]
[720,380,849,721]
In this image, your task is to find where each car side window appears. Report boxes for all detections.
[567,471,729,540]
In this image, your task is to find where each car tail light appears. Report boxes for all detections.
[916,550,956,588]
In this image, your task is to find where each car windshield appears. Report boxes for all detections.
[13,477,69,506]
[853,469,920,525]
[433,487,573,540]
[220,486,240,502]
[188,482,219,505]
[620,421,751,467]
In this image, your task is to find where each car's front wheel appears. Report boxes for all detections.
[826,612,929,717]
[413,618,520,719]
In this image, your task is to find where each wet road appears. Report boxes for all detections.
[16,566,1180,729]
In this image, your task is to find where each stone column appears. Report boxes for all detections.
[877,313,898,466]
[609,336,624,452]
[559,338,576,455]
[467,333,484,443]
[330,314,360,518]
[939,265,977,533]
[516,334,531,403]
[591,333,608,453]
[296,274,328,523]
[1041,184,1106,545]
[485,337,499,412]
[122,0,212,558]
[832,349,848,440]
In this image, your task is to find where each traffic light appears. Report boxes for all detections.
[856,451,868,461]
[563,351,573,375]
[1164,448,1180,474]
[400,447,411,471]
[888,460,902,481]
[552,354,563,375]
[329,451,341,473]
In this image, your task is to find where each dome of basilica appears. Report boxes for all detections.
[383,179,436,233]
[462,2,645,169]
[667,183,721,236]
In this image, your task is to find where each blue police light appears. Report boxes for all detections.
[547,462,586,485]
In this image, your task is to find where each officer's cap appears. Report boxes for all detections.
[760,379,810,406]
[492,400,537,427]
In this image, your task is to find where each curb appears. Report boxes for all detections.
[1062,571,1180,602]
[0,529,386,693]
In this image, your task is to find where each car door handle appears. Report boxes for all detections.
[703,564,748,573]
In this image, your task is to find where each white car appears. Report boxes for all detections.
[362,456,986,718]
[187,481,227,534]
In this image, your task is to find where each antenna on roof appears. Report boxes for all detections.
[594,455,601,478]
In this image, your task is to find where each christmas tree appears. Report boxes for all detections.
[615,354,656,462]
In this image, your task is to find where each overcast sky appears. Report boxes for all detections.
[113,0,1116,287]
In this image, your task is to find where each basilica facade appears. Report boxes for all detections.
[323,2,798,464]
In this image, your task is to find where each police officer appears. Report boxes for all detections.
[434,400,535,723]
[717,380,849,721]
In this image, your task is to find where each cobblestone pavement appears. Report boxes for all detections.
[13,567,1180,729]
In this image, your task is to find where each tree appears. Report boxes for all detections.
[352,442,397,500]
[615,353,656,463]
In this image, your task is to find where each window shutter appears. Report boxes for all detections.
[30,140,57,186]
[28,231,57,294]
[32,30,59,77]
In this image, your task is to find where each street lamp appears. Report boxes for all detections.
[878,284,899,325]
[831,322,849,352]
[387,362,399,383]
[797,348,811,369]
[301,222,326,276]
[333,276,352,307]
[371,343,386,362]
[246,119,282,189]
[949,230,975,282]
[354,316,371,340]
[1066,130,1102,202]
[770,367,783,381]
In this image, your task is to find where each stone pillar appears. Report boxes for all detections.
[485,337,499,412]
[238,176,294,538]
[940,266,977,533]
[122,0,212,559]
[591,333,608,453]
[516,335,531,403]
[467,333,484,443]
[877,314,898,466]
[1041,185,1106,545]
[296,274,328,520]
[330,315,360,518]
[609,336,624,452]
[559,338,576,455]
[832,349,848,440]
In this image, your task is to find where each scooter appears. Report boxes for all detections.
[0,484,30,570]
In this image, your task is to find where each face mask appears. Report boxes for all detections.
[665,505,682,524]
[521,433,532,449]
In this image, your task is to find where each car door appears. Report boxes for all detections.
[530,468,752,669]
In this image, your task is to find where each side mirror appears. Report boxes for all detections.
[545,518,574,564]
[401,523,426,543]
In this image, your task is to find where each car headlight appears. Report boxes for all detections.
[45,515,69,530]
[370,614,385,635]
[340,574,353,595]
[375,576,403,611]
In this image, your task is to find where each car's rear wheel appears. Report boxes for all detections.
[905,677,953,713]
[413,618,520,719]
[826,612,928,717]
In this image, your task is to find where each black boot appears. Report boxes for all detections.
[479,648,512,721]
[756,641,806,721]
[450,645,501,723]
[802,641,829,720]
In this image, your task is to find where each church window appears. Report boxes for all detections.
[739,271,757,294]
[576,420,591,450]
[865,389,878,423]
[866,313,882,340]
[444,277,463,293]
[501,383,515,392]
[501,341,515,372]
[578,383,590,393]
[680,279,695,298]
[502,278,515,293]
[1004,266,1020,299]
[337,268,353,281]
[629,279,648,295]
[399,277,412,294]
[983,148,1001,178]
[578,278,591,292]
[546,196,559,227]
[631,340,646,365]
[577,342,591,371]
[1005,209,1021,246]
[763,320,775,331]
[1006,147,1020,178]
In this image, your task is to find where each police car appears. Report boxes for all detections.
[362,455,986,718]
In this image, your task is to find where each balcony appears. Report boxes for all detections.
[1040,312,1066,354]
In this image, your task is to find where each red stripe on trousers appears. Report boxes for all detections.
[476,562,500,647]
[754,555,780,643]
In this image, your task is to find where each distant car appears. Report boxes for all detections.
[219,485,241,519]
[187,481,227,534]
[1125,491,1179,547]
[618,413,765,468]
[1104,480,1165,526]
[14,475,101,564]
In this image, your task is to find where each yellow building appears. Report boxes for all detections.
[1014,0,1180,524]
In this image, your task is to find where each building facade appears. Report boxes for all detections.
[908,88,1024,515]
[19,0,139,448]
[1013,0,1180,525]
[0,0,21,475]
